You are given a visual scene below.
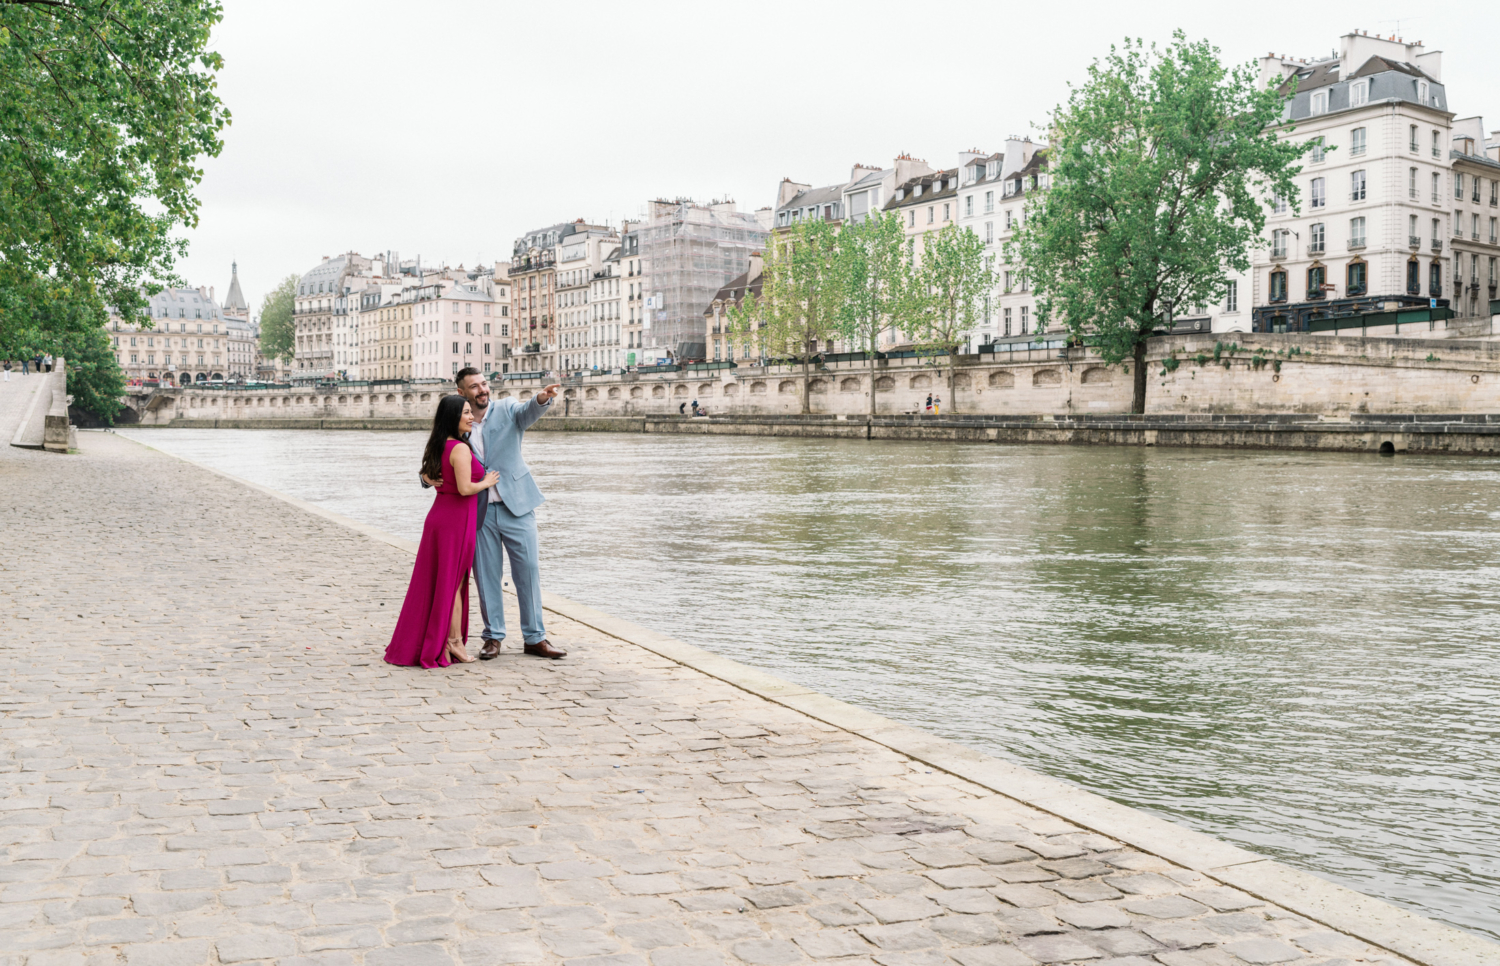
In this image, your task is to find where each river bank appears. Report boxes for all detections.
[140,410,1500,454]
[6,427,1496,961]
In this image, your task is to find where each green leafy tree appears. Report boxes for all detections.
[834,212,918,416]
[903,224,994,413]
[728,217,843,414]
[1009,31,1304,412]
[258,274,297,363]
[0,0,229,402]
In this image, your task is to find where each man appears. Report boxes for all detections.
[450,368,566,660]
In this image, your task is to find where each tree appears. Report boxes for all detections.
[0,0,229,376]
[1009,31,1304,413]
[728,217,843,414]
[834,212,918,416]
[903,224,994,413]
[258,274,297,363]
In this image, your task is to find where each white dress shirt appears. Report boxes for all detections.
[469,403,500,504]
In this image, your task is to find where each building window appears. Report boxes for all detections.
[1350,216,1366,248]
[1350,81,1368,107]
[1225,280,1238,313]
[1432,129,1441,158]
[1307,265,1326,299]
[452,342,459,353]
[1020,306,1029,334]
[1310,177,1325,208]
[1455,211,1463,237]
[1491,217,1498,245]
[943,203,950,222]
[965,195,973,217]
[1473,213,1482,240]
[1003,307,1012,336]
[1474,177,1483,205]
[1409,125,1419,153]
[909,210,915,227]
[1347,261,1367,295]
[1350,170,1366,202]
[1270,270,1288,302]
[1409,167,1418,200]
[1432,172,1441,203]
[1309,139,1325,163]
[1271,194,1287,215]
[1456,173,1465,200]
[1272,229,1288,258]
[927,206,934,224]
[1408,259,1422,295]
[1309,223,1325,254]
[1311,91,1327,115]
[984,190,994,213]
[985,222,993,244]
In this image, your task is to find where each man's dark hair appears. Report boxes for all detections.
[455,367,481,386]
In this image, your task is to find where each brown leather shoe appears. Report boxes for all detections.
[479,639,501,661]
[523,639,567,659]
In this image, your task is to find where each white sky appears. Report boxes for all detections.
[177,0,1492,314]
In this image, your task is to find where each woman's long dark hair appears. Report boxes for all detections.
[421,394,468,482]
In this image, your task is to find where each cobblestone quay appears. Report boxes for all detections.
[2,421,1494,965]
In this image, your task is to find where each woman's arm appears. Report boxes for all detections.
[449,442,500,496]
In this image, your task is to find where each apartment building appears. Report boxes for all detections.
[1450,117,1500,320]
[554,222,618,373]
[1251,33,1454,332]
[587,245,625,371]
[111,284,235,385]
[509,223,571,373]
[703,252,764,363]
[293,252,374,376]
[619,228,650,365]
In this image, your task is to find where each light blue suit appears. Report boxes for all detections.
[473,394,552,644]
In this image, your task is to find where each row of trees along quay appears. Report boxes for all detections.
[730,32,1305,415]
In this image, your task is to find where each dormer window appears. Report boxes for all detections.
[1311,91,1327,115]
[913,184,923,198]
[1418,81,1430,105]
[1350,80,1369,107]
[987,161,997,178]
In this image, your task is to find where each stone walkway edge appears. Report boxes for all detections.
[127,433,1498,966]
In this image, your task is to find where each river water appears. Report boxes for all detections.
[117,427,1500,940]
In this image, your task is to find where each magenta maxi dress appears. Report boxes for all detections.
[385,439,483,668]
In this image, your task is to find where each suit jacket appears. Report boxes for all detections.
[476,394,551,517]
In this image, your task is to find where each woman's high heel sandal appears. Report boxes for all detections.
[446,636,477,664]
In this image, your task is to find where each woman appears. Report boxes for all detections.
[385,394,499,668]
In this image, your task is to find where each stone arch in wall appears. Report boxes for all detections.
[652,385,665,398]
[697,383,714,396]
[777,380,796,394]
[385,394,397,403]
[353,396,363,404]
[256,398,265,407]
[1081,367,1112,385]
[673,383,689,396]
[294,396,304,405]
[420,393,431,402]
[750,381,767,394]
[607,387,620,399]
[585,388,599,400]
[952,373,971,390]
[875,375,894,391]
[520,390,533,400]
[631,386,645,399]
[563,388,577,399]
[808,379,828,394]
[723,383,739,396]
[910,374,932,390]
[988,370,1015,388]
[839,377,860,392]
[1033,369,1062,387]
[497,390,512,399]
[338,395,348,404]
[402,394,413,403]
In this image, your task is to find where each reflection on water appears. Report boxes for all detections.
[119,427,1500,939]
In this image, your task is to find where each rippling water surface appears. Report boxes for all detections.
[118,427,1500,939]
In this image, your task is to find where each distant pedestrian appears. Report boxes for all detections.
[691,399,700,416]
[933,394,942,416]
[43,353,53,373]
[679,401,687,415]
[925,393,933,413]
[3,360,10,381]
[20,357,28,375]
[33,354,41,374]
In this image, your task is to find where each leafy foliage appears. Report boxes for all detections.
[834,212,917,414]
[0,0,229,408]
[728,217,843,413]
[258,274,297,362]
[1009,31,1304,411]
[904,224,994,412]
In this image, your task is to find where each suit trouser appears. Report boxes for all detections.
[473,499,546,644]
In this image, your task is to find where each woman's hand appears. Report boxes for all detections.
[482,470,500,489]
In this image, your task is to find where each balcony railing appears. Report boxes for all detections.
[1347,240,1366,250]
[1431,239,1444,252]
[1410,235,1423,248]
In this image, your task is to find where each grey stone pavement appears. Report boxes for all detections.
[0,426,1411,966]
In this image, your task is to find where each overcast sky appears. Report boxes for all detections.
[177,0,1492,314]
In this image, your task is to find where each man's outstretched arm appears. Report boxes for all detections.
[514,383,559,431]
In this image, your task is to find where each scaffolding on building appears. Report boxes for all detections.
[638,199,769,362]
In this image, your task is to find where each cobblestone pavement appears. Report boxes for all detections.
[0,431,1407,966]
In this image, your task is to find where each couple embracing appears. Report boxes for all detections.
[384,368,567,668]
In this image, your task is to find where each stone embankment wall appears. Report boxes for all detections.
[124,332,1500,427]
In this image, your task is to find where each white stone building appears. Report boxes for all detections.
[1250,33,1455,333]
[1449,116,1500,323]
